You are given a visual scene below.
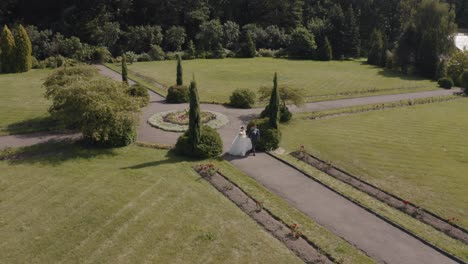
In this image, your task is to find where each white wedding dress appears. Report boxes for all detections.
[228,130,252,156]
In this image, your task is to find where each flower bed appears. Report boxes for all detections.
[148,110,229,132]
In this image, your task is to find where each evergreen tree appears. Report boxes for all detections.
[319,36,333,61]
[329,4,346,60]
[186,40,196,59]
[188,77,201,152]
[176,55,183,86]
[0,25,16,73]
[268,72,280,129]
[240,32,256,58]
[121,54,128,84]
[14,25,32,72]
[344,6,360,58]
[435,59,448,80]
[368,29,384,66]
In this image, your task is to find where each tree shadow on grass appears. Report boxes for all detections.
[2,116,65,135]
[0,140,117,166]
[120,149,183,170]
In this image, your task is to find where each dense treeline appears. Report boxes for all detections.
[0,0,466,79]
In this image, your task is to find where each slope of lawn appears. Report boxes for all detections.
[281,98,468,229]
[107,58,438,103]
[0,70,54,135]
[0,143,303,264]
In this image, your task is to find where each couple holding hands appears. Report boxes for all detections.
[228,124,260,157]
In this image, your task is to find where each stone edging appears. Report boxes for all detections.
[290,151,468,244]
[148,110,229,132]
[267,152,466,264]
[194,166,334,264]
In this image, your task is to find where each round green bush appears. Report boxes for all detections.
[167,85,189,103]
[149,45,165,61]
[247,118,281,151]
[127,83,150,107]
[261,104,292,123]
[229,88,256,108]
[137,53,152,62]
[437,77,454,89]
[175,126,223,158]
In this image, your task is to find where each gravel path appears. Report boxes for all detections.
[0,65,462,264]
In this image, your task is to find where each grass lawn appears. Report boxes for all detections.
[0,143,303,264]
[107,58,438,103]
[0,70,55,135]
[281,98,468,229]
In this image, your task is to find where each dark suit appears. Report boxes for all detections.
[249,128,260,154]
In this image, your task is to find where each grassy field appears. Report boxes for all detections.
[281,99,468,229]
[0,143,304,264]
[107,58,438,103]
[0,70,55,135]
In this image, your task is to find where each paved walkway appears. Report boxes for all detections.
[0,65,461,264]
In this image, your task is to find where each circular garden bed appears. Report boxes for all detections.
[148,110,229,132]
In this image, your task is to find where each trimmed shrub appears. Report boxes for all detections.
[31,56,40,69]
[149,45,165,61]
[137,53,152,62]
[175,125,223,158]
[437,77,454,89]
[126,83,150,107]
[167,85,189,103]
[14,24,33,72]
[261,104,292,123]
[247,118,281,151]
[229,88,256,108]
[258,49,277,57]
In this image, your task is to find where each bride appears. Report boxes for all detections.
[228,126,252,156]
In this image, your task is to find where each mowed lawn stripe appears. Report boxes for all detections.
[282,99,468,228]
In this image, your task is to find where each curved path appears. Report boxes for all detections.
[0,65,462,264]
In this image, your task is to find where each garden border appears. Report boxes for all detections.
[266,152,467,264]
[194,165,335,264]
[289,150,468,244]
[148,110,229,132]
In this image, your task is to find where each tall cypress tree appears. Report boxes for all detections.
[176,55,183,86]
[268,72,280,129]
[14,25,32,72]
[188,77,201,151]
[0,25,16,73]
[121,54,128,84]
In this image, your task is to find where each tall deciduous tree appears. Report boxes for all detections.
[176,55,183,86]
[0,25,16,73]
[121,54,128,84]
[188,77,201,151]
[15,24,32,72]
[269,72,280,129]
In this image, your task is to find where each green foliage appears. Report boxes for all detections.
[328,4,346,59]
[258,84,304,108]
[45,68,140,147]
[175,126,223,158]
[126,83,150,107]
[223,21,240,49]
[166,85,189,103]
[137,53,152,62]
[212,42,226,59]
[14,24,32,72]
[196,19,223,51]
[188,79,201,152]
[318,36,332,61]
[287,27,316,59]
[229,88,256,109]
[0,25,16,73]
[437,77,453,89]
[447,51,468,86]
[176,55,183,86]
[368,29,384,66]
[261,104,292,123]
[239,32,256,58]
[124,51,137,63]
[247,118,281,151]
[435,59,448,80]
[165,26,186,51]
[149,45,165,61]
[122,25,163,54]
[343,6,360,58]
[461,70,468,93]
[121,55,128,84]
[396,0,457,78]
[185,40,196,60]
[268,73,280,129]
[91,46,111,63]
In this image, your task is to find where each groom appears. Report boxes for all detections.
[249,124,260,156]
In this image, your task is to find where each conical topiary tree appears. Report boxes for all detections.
[268,72,280,129]
[176,55,183,86]
[0,25,16,73]
[14,24,32,72]
[188,77,201,151]
[122,54,128,84]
